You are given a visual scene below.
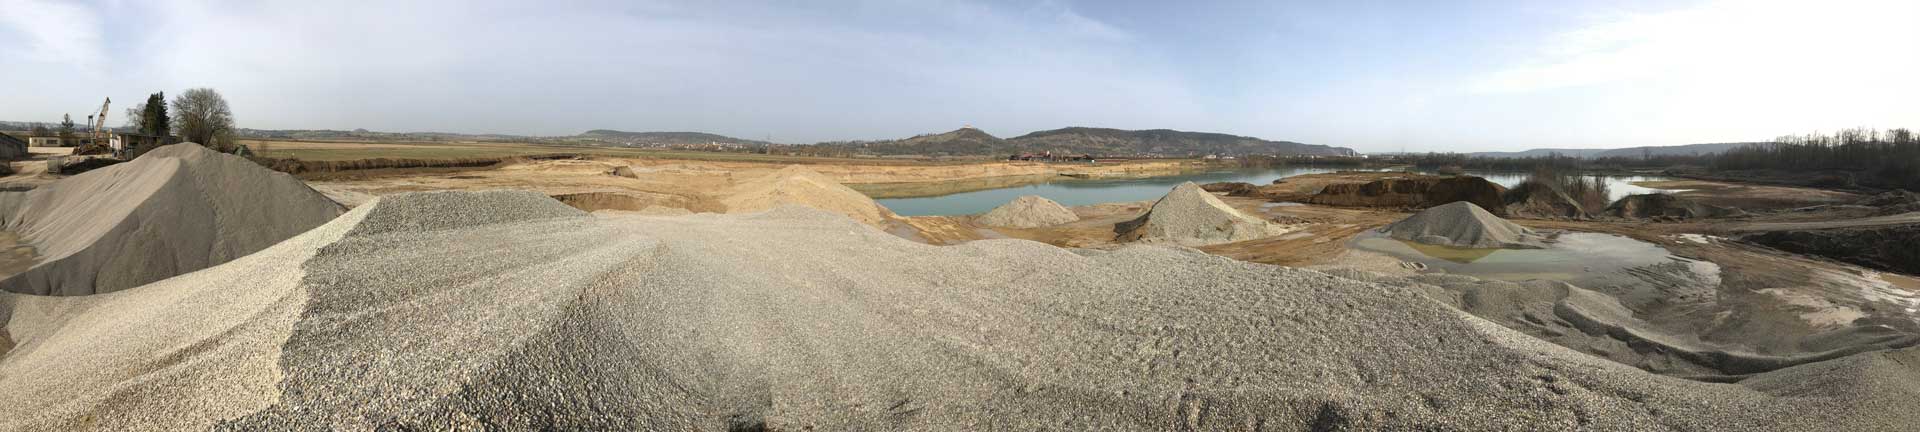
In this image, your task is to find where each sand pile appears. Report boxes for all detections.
[1606,193,1744,219]
[975,195,1078,228]
[1115,182,1292,246]
[0,143,343,295]
[1,190,1915,430]
[717,165,893,225]
[1382,201,1544,249]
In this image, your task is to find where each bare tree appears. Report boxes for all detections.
[171,88,236,151]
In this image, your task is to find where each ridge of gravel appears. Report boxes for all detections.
[1382,201,1544,249]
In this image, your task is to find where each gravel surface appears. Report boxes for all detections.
[3,190,1917,430]
[1382,201,1544,249]
[0,143,343,295]
[975,195,1079,228]
[1117,182,1294,246]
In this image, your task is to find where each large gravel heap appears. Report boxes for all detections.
[718,165,893,225]
[0,143,344,295]
[1116,182,1292,246]
[1383,201,1544,249]
[2,191,1916,430]
[975,195,1078,228]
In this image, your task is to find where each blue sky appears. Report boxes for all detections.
[2,0,1914,153]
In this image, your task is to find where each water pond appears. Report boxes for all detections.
[872,167,1672,216]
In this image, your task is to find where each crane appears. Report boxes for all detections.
[74,98,115,156]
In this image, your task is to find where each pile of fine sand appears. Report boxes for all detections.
[1,190,1915,430]
[1382,201,1544,249]
[975,195,1078,228]
[0,143,344,295]
[717,165,893,225]
[1116,182,1292,246]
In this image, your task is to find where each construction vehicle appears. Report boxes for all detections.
[73,98,115,156]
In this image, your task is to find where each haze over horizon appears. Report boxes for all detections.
[3,0,1914,153]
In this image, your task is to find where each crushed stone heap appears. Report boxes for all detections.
[1115,182,1293,246]
[0,143,344,296]
[976,195,1079,228]
[1382,201,1544,249]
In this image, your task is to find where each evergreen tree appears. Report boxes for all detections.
[143,92,170,137]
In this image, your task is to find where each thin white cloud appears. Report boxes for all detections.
[1473,0,1920,95]
[0,0,106,70]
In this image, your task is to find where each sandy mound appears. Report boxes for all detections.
[1606,193,1744,219]
[1116,182,1292,246]
[0,143,344,295]
[717,165,893,225]
[1382,201,1544,249]
[975,195,1078,228]
[2,190,1915,430]
[1307,175,1507,214]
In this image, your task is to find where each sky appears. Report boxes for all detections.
[1,0,1914,153]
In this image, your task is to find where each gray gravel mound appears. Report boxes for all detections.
[0,143,344,295]
[344,189,585,237]
[975,195,1078,228]
[1383,201,1544,249]
[4,191,1918,430]
[1116,182,1291,246]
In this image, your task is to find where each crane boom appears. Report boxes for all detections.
[93,97,111,140]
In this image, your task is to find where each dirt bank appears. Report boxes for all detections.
[1305,175,1508,214]
[1741,225,1920,276]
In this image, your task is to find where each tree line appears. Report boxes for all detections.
[30,88,239,152]
[1713,128,1918,190]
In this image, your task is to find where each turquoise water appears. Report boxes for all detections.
[872,168,1672,216]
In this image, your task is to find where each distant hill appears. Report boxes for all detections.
[1591,142,1760,158]
[827,126,1352,157]
[1463,148,1608,159]
[834,127,1019,156]
[577,130,770,146]
[1009,127,1353,157]
[1468,142,1760,159]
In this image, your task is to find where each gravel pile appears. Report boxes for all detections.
[0,143,344,295]
[1116,182,1292,246]
[975,195,1078,228]
[3,191,1917,430]
[1382,201,1544,249]
[718,165,893,225]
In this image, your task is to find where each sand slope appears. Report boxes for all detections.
[976,195,1078,228]
[718,165,894,225]
[2,190,1914,430]
[0,144,344,295]
[1383,201,1544,249]
[1117,182,1293,246]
